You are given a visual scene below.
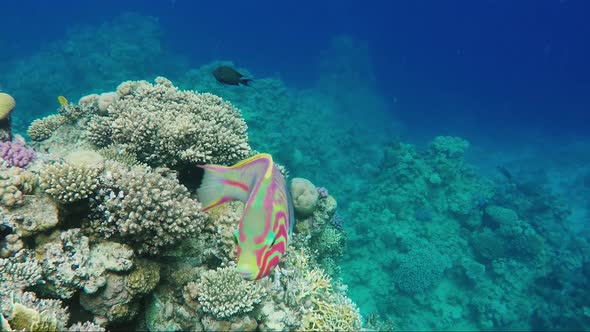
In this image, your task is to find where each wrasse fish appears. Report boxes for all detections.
[197,153,294,280]
[57,95,68,106]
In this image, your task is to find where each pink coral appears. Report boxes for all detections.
[0,141,36,168]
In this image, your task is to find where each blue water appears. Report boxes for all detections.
[2,0,589,330]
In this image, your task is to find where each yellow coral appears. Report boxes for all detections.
[0,93,15,120]
[303,295,361,332]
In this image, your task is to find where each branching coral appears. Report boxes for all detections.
[40,162,102,203]
[184,266,267,319]
[0,141,36,168]
[87,77,251,167]
[27,114,67,141]
[89,161,205,255]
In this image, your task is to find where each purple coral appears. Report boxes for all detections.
[0,141,36,168]
[317,186,329,198]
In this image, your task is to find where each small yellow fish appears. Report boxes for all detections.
[57,96,68,106]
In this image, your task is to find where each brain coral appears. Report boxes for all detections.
[89,161,206,255]
[0,93,16,120]
[290,177,319,217]
[87,77,251,167]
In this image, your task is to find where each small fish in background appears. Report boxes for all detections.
[496,165,513,183]
[57,95,68,106]
[212,65,253,86]
[197,153,294,280]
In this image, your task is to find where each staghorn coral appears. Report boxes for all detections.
[0,141,36,168]
[280,262,362,332]
[40,162,102,203]
[87,77,251,167]
[183,266,267,319]
[27,114,67,141]
[89,161,205,255]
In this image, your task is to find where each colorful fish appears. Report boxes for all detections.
[197,153,294,280]
[57,95,68,106]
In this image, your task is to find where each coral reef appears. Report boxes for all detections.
[1,73,363,331]
[86,77,251,167]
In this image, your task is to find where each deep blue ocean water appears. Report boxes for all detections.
[5,0,589,142]
[2,0,589,330]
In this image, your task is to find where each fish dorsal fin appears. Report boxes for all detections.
[197,154,273,211]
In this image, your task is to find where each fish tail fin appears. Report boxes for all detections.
[197,164,252,211]
[240,78,254,87]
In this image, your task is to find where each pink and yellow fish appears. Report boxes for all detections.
[197,153,295,280]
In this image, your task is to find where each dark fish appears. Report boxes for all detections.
[212,66,253,86]
[496,165,513,182]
